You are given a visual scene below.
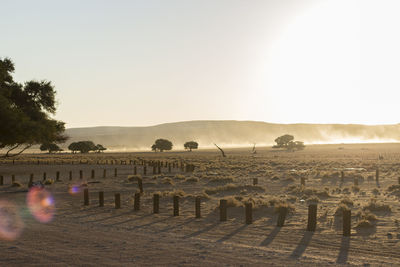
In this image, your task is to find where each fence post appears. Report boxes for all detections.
[84,189,89,206]
[79,170,83,179]
[11,175,15,183]
[153,194,159,213]
[343,209,351,236]
[115,193,121,209]
[341,171,344,183]
[143,166,147,175]
[307,204,317,231]
[0,175,3,186]
[245,202,252,224]
[138,178,143,193]
[301,177,305,186]
[134,193,140,211]
[99,191,104,207]
[220,199,227,222]
[195,196,201,218]
[103,169,106,178]
[253,178,258,185]
[91,170,95,179]
[56,171,60,181]
[173,195,179,216]
[69,171,72,181]
[43,172,47,181]
[134,166,137,175]
[376,168,379,183]
[277,206,288,227]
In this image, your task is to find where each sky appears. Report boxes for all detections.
[1,0,400,128]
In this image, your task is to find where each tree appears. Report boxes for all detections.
[0,58,67,157]
[95,144,107,153]
[40,143,63,153]
[151,139,173,152]
[273,134,305,151]
[273,134,294,148]
[68,141,97,153]
[184,141,198,152]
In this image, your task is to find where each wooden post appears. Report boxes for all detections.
[138,178,143,193]
[30,173,34,180]
[343,209,351,236]
[173,195,179,216]
[253,178,258,185]
[195,196,201,218]
[115,193,121,209]
[91,170,95,179]
[69,171,72,181]
[398,177,400,185]
[114,168,117,177]
[245,202,253,224]
[11,175,15,183]
[79,170,83,179]
[354,178,358,186]
[301,177,305,186]
[307,204,317,231]
[153,194,159,214]
[84,189,89,206]
[153,165,156,174]
[134,193,140,211]
[143,166,147,175]
[220,199,227,222]
[28,175,33,188]
[56,171,60,181]
[0,175,3,186]
[43,172,47,181]
[158,166,161,174]
[99,191,104,207]
[277,206,288,227]
[376,168,379,182]
[341,171,344,183]
[134,166,137,175]
[103,169,106,178]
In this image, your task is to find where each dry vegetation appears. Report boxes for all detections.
[1,143,400,265]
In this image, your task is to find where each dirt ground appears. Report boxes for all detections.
[0,143,400,266]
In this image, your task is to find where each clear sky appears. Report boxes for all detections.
[1,0,399,128]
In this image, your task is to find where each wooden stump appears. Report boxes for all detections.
[307,204,317,231]
[195,196,201,218]
[99,191,104,207]
[153,194,159,214]
[343,209,351,236]
[277,206,288,227]
[84,189,89,206]
[115,193,121,209]
[173,196,180,216]
[134,193,140,211]
[245,202,253,224]
[220,199,227,222]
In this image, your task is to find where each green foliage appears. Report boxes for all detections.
[0,57,67,157]
[40,143,63,153]
[95,144,107,153]
[273,134,305,151]
[184,141,198,151]
[68,141,97,153]
[151,139,173,152]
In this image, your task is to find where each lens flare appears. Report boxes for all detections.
[26,187,55,223]
[0,200,24,241]
[68,184,81,195]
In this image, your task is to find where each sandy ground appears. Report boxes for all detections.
[1,144,400,266]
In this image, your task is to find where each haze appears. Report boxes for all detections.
[1,0,400,128]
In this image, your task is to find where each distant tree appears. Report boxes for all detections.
[40,143,63,153]
[68,141,97,153]
[95,144,107,153]
[273,134,305,151]
[151,139,173,152]
[0,57,67,157]
[273,134,294,148]
[184,141,198,152]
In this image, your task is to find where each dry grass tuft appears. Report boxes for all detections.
[362,198,391,213]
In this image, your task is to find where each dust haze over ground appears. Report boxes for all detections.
[64,120,400,151]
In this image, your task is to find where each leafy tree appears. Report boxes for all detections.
[0,58,67,157]
[184,141,198,151]
[95,144,107,153]
[151,139,173,152]
[68,141,97,153]
[273,134,294,148]
[273,134,305,151]
[40,143,63,153]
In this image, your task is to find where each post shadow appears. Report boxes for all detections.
[260,226,281,247]
[336,236,350,264]
[290,231,314,259]
[184,222,219,239]
[217,225,248,243]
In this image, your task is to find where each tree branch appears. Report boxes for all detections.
[3,144,32,158]
[214,143,226,157]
